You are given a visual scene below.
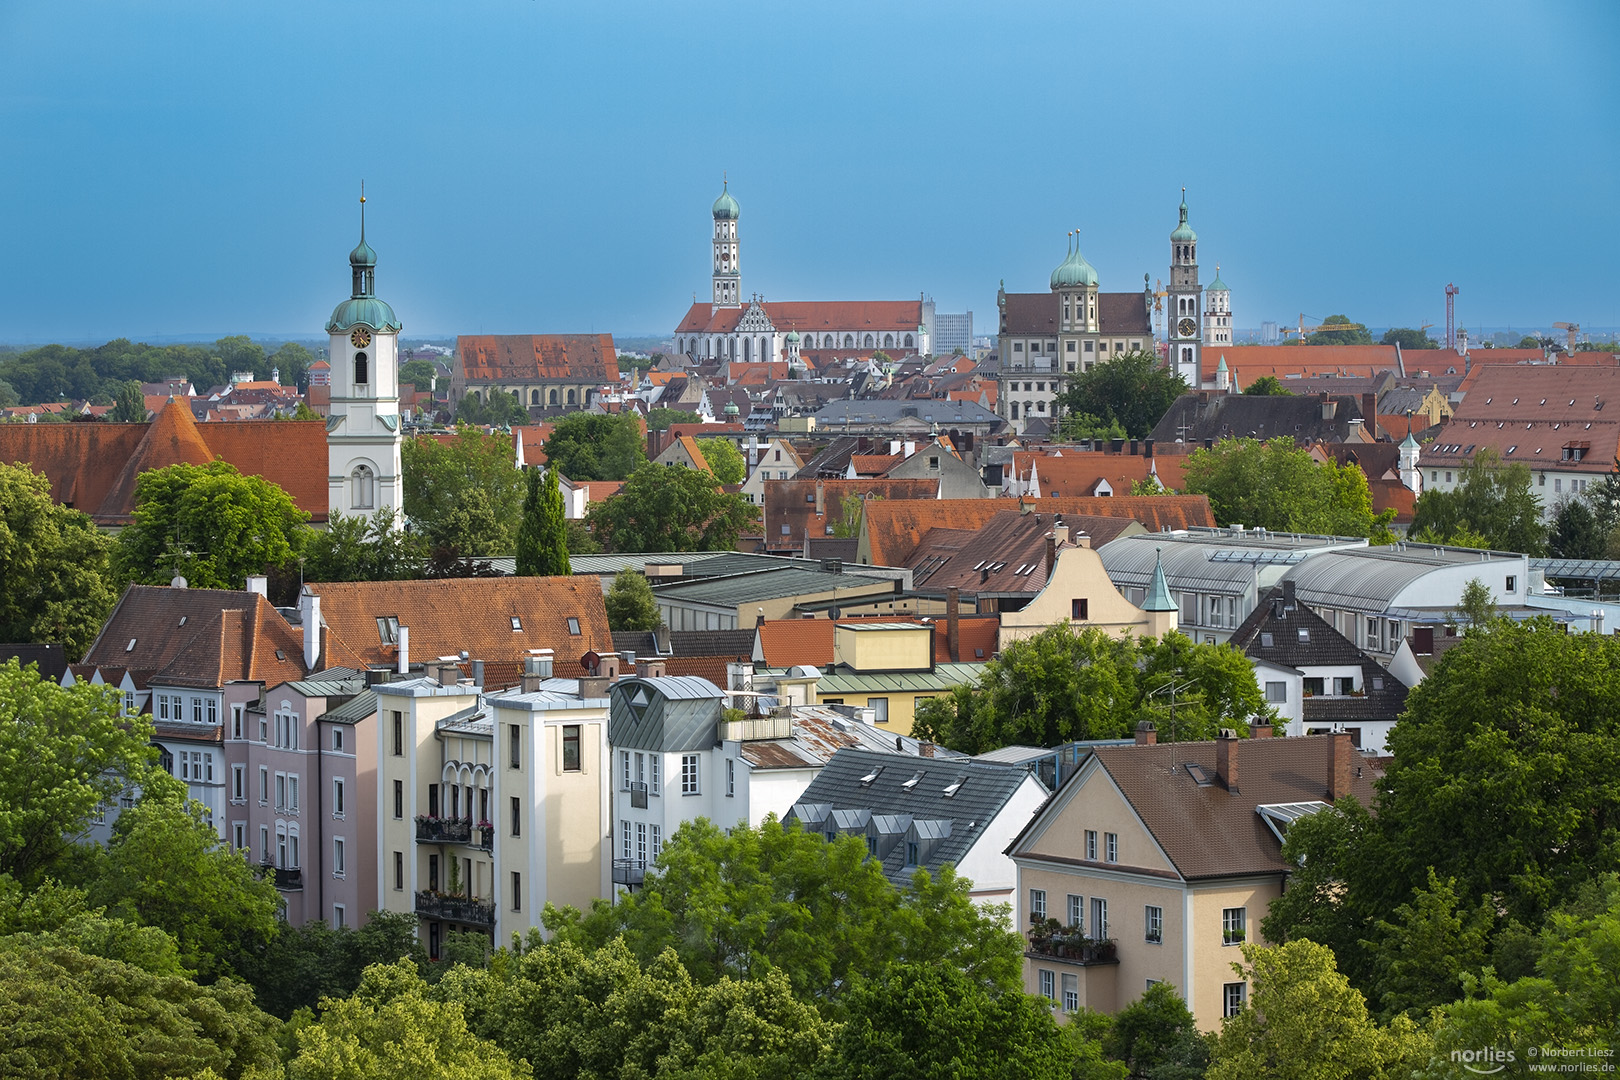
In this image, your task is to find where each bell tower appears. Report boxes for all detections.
[1167,189,1201,387]
[325,186,404,524]
[711,177,741,309]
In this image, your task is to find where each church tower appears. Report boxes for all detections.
[325,190,404,523]
[711,179,741,309]
[1204,265,1232,347]
[1167,190,1201,387]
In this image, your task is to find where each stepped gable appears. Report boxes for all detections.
[100,398,217,521]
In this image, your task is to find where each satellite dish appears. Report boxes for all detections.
[170,575,188,589]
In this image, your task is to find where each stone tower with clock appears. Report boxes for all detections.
[1167,191,1201,388]
[711,180,741,309]
[324,197,404,523]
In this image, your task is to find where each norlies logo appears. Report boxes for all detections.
[1453,1048,1516,1075]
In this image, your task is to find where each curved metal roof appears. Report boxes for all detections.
[1281,546,1518,610]
[1098,535,1260,596]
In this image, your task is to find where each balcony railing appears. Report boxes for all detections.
[415,817,472,844]
[1026,930,1117,965]
[629,782,649,809]
[260,863,303,891]
[414,890,495,927]
[612,858,646,887]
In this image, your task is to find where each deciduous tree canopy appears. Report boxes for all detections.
[540,413,645,481]
[0,462,116,659]
[1054,350,1188,439]
[1408,448,1546,554]
[1181,437,1395,538]
[586,462,756,553]
[401,427,525,557]
[603,567,660,631]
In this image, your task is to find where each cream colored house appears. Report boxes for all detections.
[375,656,610,957]
[998,532,1178,644]
[1007,728,1376,1031]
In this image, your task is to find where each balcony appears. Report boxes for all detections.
[415,816,471,844]
[414,890,495,927]
[629,781,648,810]
[1026,927,1117,966]
[260,863,303,891]
[612,858,646,887]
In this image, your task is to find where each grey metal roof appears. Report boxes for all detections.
[317,689,378,725]
[608,676,724,752]
[277,675,366,698]
[1098,535,1262,596]
[787,747,1033,888]
[815,662,985,695]
[1281,544,1522,611]
[652,567,891,606]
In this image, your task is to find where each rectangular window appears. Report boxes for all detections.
[332,726,343,751]
[681,754,700,795]
[1085,830,1097,861]
[510,725,522,769]
[621,819,632,859]
[726,757,735,797]
[1146,905,1163,944]
[1265,681,1287,703]
[1030,888,1047,923]
[333,837,345,876]
[636,752,645,785]
[392,713,403,756]
[428,854,439,891]
[510,796,521,837]
[1067,894,1084,930]
[636,822,647,864]
[567,618,581,635]
[193,697,203,723]
[1091,897,1108,939]
[1223,907,1247,946]
[393,779,403,819]
[259,766,268,805]
[1105,832,1118,863]
[393,850,404,890]
[1224,982,1247,1017]
[288,775,299,812]
[621,751,631,789]
[1062,972,1079,1013]
[1071,598,1088,621]
[207,699,217,725]
[333,778,345,817]
[260,826,269,863]
[905,840,919,866]
[275,773,286,810]
[231,706,243,739]
[233,822,245,849]
[1039,969,1055,1001]
[333,904,345,929]
[562,725,581,772]
[650,824,662,860]
[1505,576,1517,593]
[512,872,522,910]
[1366,618,1380,651]
[258,716,267,743]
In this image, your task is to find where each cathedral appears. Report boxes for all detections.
[672,182,934,365]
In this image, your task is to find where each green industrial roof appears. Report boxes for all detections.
[816,661,985,695]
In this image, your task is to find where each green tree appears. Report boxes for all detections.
[564,518,601,555]
[290,959,523,1080]
[0,378,17,407]
[402,427,525,556]
[542,817,1023,1012]
[1055,350,1188,439]
[0,659,154,883]
[697,436,746,484]
[1102,980,1209,1080]
[1304,315,1373,346]
[1130,476,1169,496]
[645,406,697,431]
[0,939,280,1080]
[232,911,425,1020]
[514,467,571,576]
[1361,868,1493,1021]
[302,509,426,583]
[1181,437,1395,537]
[269,341,316,388]
[397,358,438,393]
[540,413,645,481]
[1408,448,1546,554]
[816,963,1105,1080]
[1452,577,1496,628]
[91,775,282,980]
[603,567,661,631]
[1379,328,1439,350]
[0,461,116,660]
[112,460,311,589]
[1549,496,1604,559]
[455,390,528,428]
[587,462,756,553]
[1137,630,1267,743]
[109,378,148,422]
[1241,375,1291,396]
[832,491,872,538]
[1207,941,1429,1080]
[213,335,268,381]
[1058,413,1130,441]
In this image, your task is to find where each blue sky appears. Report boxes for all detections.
[1,1,1615,344]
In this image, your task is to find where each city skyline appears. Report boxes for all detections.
[1,1,1617,342]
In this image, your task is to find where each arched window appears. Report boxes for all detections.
[548,388,558,405]
[864,334,874,348]
[844,334,855,348]
[566,389,577,405]
[743,338,751,362]
[904,334,914,348]
[351,465,375,510]
[530,389,540,405]
[884,333,894,348]
[353,352,368,386]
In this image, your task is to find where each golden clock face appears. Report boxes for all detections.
[350,328,372,349]
[1177,318,1197,337]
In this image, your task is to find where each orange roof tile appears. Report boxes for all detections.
[675,300,926,336]
[862,495,1216,566]
[456,334,620,383]
[197,420,329,522]
[762,478,940,553]
[82,585,309,686]
[1009,451,1189,497]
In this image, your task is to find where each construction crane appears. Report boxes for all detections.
[1554,322,1580,354]
[1283,314,1368,340]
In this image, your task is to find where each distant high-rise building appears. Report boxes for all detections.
[1261,321,1280,345]
[932,311,973,356]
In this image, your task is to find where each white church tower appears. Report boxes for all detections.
[325,190,404,523]
[711,179,741,309]
[1204,265,1232,347]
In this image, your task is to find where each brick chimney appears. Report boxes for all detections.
[1329,731,1354,800]
[1251,718,1274,738]
[946,587,961,663]
[1215,728,1240,793]
[919,740,936,758]
[642,658,667,678]
[1134,720,1157,746]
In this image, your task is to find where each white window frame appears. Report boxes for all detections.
[1030,888,1047,923]
[681,754,700,795]
[1223,906,1247,946]
[1145,905,1163,944]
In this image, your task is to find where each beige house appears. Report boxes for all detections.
[1007,729,1376,1031]
[998,530,1178,644]
[375,655,610,958]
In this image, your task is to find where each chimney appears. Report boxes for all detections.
[946,587,961,663]
[435,660,460,687]
[1110,437,1125,454]
[1144,438,1155,459]
[919,740,936,758]
[1320,392,1337,421]
[1045,533,1058,579]
[643,658,667,678]
[1251,718,1274,738]
[521,649,553,691]
[598,652,622,682]
[299,589,321,672]
[815,480,825,516]
[1362,392,1377,425]
[397,625,410,675]
[1074,532,1091,549]
[1129,439,1139,456]
[1134,720,1157,746]
[1282,579,1296,607]
[1052,518,1070,546]
[1329,731,1354,800]
[1215,728,1240,793]
[471,660,485,689]
[245,574,268,598]
[579,674,610,699]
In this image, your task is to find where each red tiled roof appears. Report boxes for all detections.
[862,495,1215,566]
[513,424,554,465]
[676,300,925,336]
[456,334,619,383]
[1209,345,1401,385]
[762,478,940,553]
[81,585,309,687]
[999,292,1152,336]
[1424,364,1620,474]
[1009,450,1189,497]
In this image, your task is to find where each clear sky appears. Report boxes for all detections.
[1,1,1616,344]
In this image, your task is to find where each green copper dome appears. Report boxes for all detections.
[1050,235,1099,289]
[349,238,377,267]
[785,329,800,343]
[1208,266,1229,292]
[327,297,402,334]
[1400,432,1420,450]
[1171,194,1197,243]
[712,183,740,221]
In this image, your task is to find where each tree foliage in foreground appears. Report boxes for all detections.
[912,625,1267,754]
[1055,350,1188,439]
[302,509,426,583]
[1408,448,1545,555]
[540,412,645,481]
[401,427,525,557]
[602,566,661,631]
[586,462,757,552]
[1180,437,1395,539]
[541,817,1024,1013]
[0,462,116,660]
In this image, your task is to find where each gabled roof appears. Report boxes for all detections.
[456,334,620,383]
[998,292,1152,337]
[862,496,1216,567]
[1009,450,1190,497]
[675,299,925,336]
[81,585,308,688]
[1206,345,1401,384]
[762,477,940,551]
[1150,391,1372,446]
[789,747,1035,887]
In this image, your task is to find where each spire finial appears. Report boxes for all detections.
[723,169,727,191]
[359,180,366,242]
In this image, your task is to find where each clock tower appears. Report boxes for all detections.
[324,190,404,524]
[1167,190,1201,388]
[711,179,741,309]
